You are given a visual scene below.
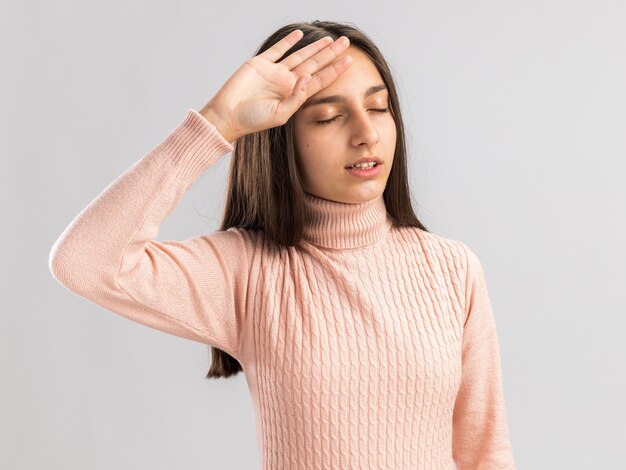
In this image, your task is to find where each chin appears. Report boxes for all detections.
[307,183,385,204]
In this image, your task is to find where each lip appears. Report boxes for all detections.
[344,156,382,168]
[345,163,383,178]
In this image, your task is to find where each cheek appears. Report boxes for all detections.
[294,123,319,154]
[296,138,329,167]
[295,141,325,179]
[385,119,397,139]
[384,122,397,168]
[385,122,398,152]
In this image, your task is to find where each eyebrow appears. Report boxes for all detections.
[301,84,387,109]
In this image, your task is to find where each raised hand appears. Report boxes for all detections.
[199,30,353,142]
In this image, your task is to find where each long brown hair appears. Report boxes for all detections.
[205,20,429,379]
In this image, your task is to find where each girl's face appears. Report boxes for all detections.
[291,46,397,204]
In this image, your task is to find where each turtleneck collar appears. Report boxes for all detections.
[301,192,394,249]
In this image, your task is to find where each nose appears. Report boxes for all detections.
[349,109,380,148]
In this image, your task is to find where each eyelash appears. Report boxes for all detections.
[316,108,389,126]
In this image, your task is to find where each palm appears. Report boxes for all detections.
[227,58,299,131]
[207,30,352,138]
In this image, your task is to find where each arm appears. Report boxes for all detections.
[48,109,251,361]
[452,243,516,469]
[49,30,356,361]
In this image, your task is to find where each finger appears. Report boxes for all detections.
[275,74,312,122]
[290,36,351,77]
[260,29,304,63]
[305,55,353,96]
[279,36,333,70]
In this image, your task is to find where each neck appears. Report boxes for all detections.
[302,192,393,249]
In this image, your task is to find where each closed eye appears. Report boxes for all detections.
[315,108,389,126]
[316,116,340,126]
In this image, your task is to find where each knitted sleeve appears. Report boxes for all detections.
[451,242,516,469]
[49,109,251,362]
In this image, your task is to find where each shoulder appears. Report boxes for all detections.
[196,226,265,268]
[206,226,266,244]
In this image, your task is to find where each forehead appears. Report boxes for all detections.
[306,46,385,100]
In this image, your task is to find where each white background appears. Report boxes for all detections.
[2,0,625,468]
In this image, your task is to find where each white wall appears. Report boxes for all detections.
[3,0,625,468]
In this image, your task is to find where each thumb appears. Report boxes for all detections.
[276,74,312,122]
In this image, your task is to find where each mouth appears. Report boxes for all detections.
[344,156,383,169]
[345,162,383,177]
[344,162,381,170]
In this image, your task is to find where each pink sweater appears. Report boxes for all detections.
[49,109,515,469]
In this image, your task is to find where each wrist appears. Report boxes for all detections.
[198,104,237,143]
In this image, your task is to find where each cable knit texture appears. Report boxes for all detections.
[49,109,515,469]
